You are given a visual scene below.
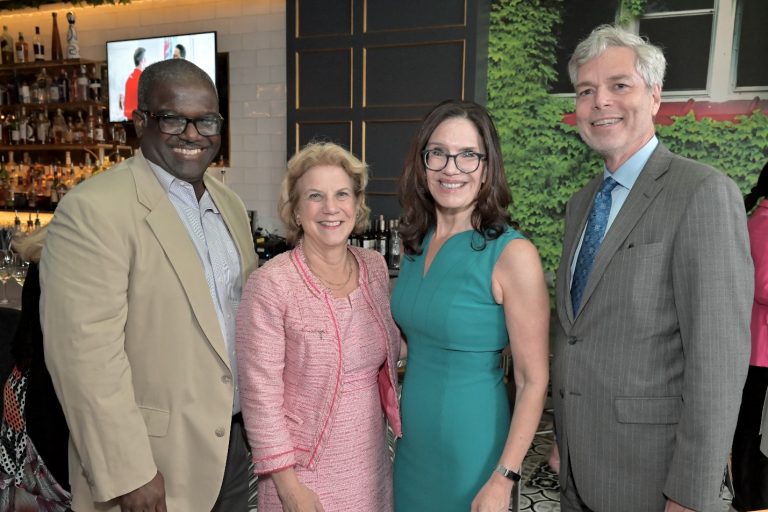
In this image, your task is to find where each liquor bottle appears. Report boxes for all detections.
[89,65,101,102]
[15,32,28,63]
[387,219,401,270]
[85,105,96,143]
[51,108,66,143]
[93,109,105,143]
[77,64,89,101]
[63,116,74,143]
[72,111,85,144]
[36,110,50,144]
[13,211,21,232]
[26,213,33,232]
[35,67,50,104]
[69,66,79,101]
[57,70,70,102]
[48,73,60,103]
[0,115,9,145]
[0,26,14,65]
[34,212,41,229]
[18,81,30,104]
[33,26,44,61]
[376,214,388,258]
[18,107,29,144]
[9,112,20,145]
[50,13,63,61]
[66,12,80,59]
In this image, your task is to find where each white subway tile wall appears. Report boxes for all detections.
[5,0,287,233]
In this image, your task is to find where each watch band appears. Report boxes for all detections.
[494,463,521,482]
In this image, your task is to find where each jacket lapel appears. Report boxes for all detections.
[574,144,672,319]
[131,152,231,368]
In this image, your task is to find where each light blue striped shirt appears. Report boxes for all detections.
[570,136,659,286]
[149,161,243,414]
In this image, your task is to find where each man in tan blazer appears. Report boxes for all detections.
[40,59,257,511]
[553,26,752,511]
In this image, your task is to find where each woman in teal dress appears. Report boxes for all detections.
[391,100,550,511]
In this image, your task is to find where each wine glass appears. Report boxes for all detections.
[12,256,28,288]
[0,251,13,305]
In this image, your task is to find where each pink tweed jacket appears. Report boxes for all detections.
[749,199,768,368]
[236,245,402,475]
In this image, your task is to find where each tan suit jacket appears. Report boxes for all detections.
[553,144,752,511]
[40,151,257,511]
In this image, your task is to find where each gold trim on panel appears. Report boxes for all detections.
[363,40,466,108]
[362,48,368,108]
[294,0,300,39]
[295,120,354,155]
[362,0,468,34]
[294,51,300,110]
[295,48,355,110]
[295,0,355,39]
[366,191,399,197]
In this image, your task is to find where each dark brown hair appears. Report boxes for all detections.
[398,99,513,255]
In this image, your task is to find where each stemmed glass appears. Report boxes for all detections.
[12,255,28,289]
[0,250,13,305]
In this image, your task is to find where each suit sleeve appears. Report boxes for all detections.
[40,191,157,502]
[664,171,753,508]
[236,267,296,474]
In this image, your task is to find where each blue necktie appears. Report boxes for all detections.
[571,177,619,313]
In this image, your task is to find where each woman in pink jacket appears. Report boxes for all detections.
[732,161,768,511]
[236,142,402,512]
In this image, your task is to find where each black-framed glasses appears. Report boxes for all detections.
[140,111,224,136]
[422,148,486,174]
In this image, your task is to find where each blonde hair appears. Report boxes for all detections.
[279,142,370,244]
[12,226,48,263]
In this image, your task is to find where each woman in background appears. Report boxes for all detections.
[391,100,549,511]
[731,160,768,511]
[237,142,402,512]
[0,227,70,510]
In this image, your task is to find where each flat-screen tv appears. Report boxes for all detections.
[106,31,217,122]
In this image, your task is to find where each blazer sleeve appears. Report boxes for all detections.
[236,266,297,474]
[40,190,157,502]
[664,171,753,508]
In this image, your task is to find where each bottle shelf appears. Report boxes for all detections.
[0,58,100,73]
[0,101,106,112]
[0,143,124,151]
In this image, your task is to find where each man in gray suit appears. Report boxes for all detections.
[553,25,753,512]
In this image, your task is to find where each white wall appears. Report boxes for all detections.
[4,0,287,232]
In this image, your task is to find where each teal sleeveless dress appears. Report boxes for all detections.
[391,227,524,511]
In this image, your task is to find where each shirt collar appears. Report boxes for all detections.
[603,135,658,191]
[146,158,218,213]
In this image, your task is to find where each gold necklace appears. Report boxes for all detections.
[308,254,353,289]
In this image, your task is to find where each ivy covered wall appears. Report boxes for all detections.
[487,0,768,277]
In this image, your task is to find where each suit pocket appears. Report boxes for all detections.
[283,408,304,425]
[139,406,170,436]
[614,396,682,425]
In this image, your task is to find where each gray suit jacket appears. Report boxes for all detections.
[553,143,753,511]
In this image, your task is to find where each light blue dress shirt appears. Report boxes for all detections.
[149,161,243,414]
[570,136,659,286]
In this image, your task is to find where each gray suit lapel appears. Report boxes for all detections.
[131,153,231,368]
[573,144,673,320]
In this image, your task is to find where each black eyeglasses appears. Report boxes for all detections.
[422,148,487,174]
[140,111,224,136]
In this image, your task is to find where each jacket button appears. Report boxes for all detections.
[215,427,226,437]
[221,375,232,384]
[567,336,578,345]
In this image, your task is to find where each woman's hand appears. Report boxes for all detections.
[272,468,325,512]
[470,473,514,512]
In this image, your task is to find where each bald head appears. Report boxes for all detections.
[137,59,217,112]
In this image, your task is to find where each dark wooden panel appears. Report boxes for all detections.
[297,0,353,38]
[297,49,352,109]
[364,0,465,32]
[296,121,353,153]
[367,179,399,194]
[365,42,464,107]
[366,194,401,221]
[364,120,420,180]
